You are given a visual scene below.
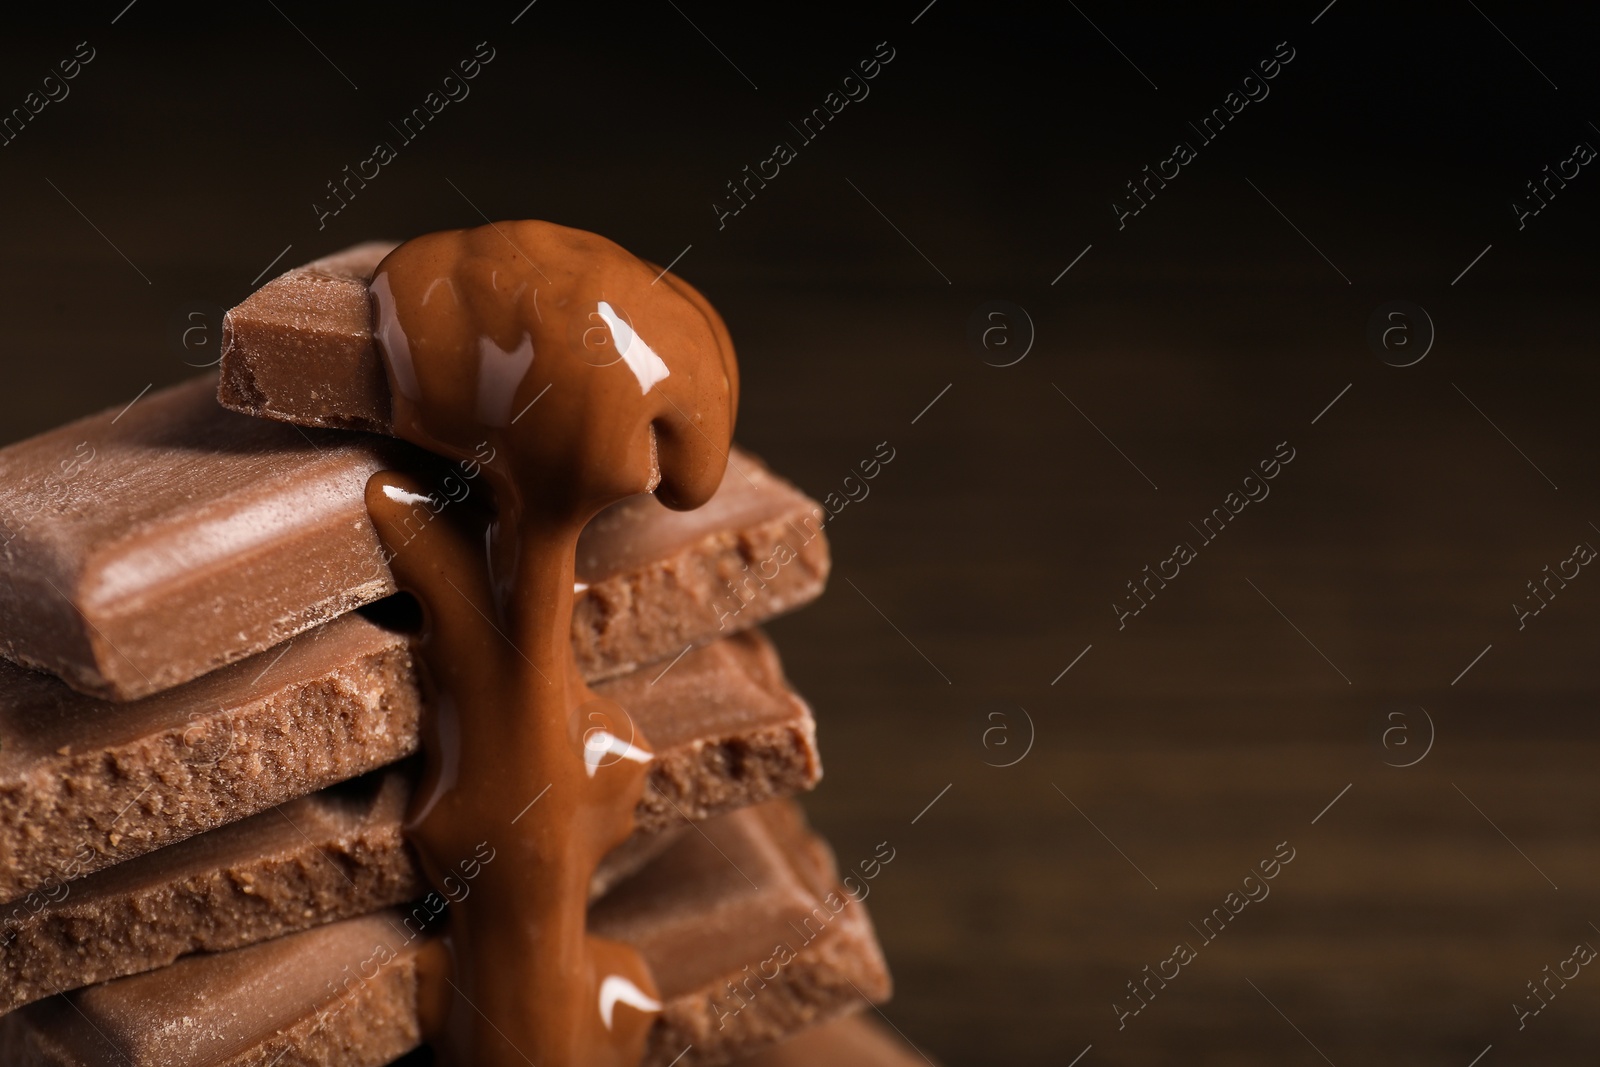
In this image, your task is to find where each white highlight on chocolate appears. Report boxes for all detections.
[596,300,671,395]
[475,333,536,427]
[370,273,420,401]
[583,729,653,778]
[598,975,662,1029]
[381,484,435,507]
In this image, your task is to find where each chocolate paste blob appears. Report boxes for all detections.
[363,220,737,1067]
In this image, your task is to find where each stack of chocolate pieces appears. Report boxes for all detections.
[0,238,927,1066]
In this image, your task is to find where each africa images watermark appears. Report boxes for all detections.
[710,840,896,1030]
[314,840,497,1033]
[1112,40,1296,230]
[1453,126,1596,285]
[1112,441,1297,630]
[712,41,898,230]
[0,844,97,951]
[715,441,897,631]
[0,440,96,550]
[312,41,498,230]
[1512,534,1595,631]
[1511,135,1594,231]
[1114,839,1297,1030]
[1514,930,1598,1031]
[359,440,497,585]
[0,40,96,148]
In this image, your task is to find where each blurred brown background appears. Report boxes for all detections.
[3,3,1600,1063]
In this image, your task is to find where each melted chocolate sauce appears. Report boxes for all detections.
[362,220,736,1067]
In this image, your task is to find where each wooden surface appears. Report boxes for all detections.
[2,7,1598,1064]
[767,285,1600,1066]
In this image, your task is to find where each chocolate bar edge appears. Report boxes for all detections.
[0,625,822,906]
[0,805,892,1067]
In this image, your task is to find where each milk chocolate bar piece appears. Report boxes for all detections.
[0,376,399,700]
[0,766,686,1015]
[0,617,820,904]
[218,241,733,437]
[220,241,398,432]
[0,802,892,1067]
[596,801,892,1063]
[0,376,827,701]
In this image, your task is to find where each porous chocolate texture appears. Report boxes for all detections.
[0,765,686,1016]
[0,621,819,907]
[0,802,892,1067]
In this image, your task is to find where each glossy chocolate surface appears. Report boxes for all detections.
[366,221,736,1067]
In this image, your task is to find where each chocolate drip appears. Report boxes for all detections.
[363,221,735,1067]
